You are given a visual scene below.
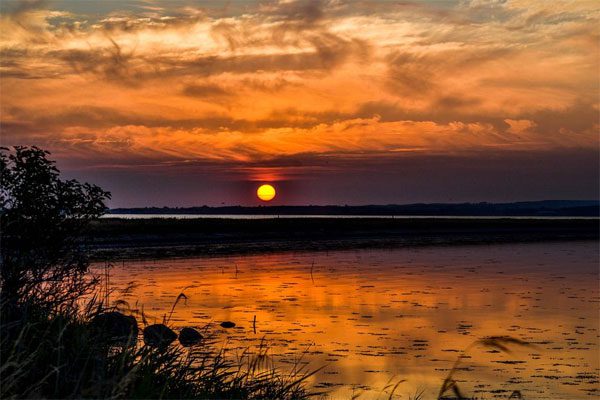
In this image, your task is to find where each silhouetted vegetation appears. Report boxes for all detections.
[437,336,535,400]
[0,146,312,399]
[111,200,600,217]
[1,146,110,314]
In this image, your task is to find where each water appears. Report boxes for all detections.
[98,241,599,399]
[104,214,598,220]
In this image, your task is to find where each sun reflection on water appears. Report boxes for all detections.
[95,241,599,399]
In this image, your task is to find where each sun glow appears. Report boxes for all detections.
[257,184,276,202]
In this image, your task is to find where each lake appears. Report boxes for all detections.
[99,241,599,399]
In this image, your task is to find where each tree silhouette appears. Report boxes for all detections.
[0,146,111,315]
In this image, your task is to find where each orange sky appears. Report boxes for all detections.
[1,1,598,206]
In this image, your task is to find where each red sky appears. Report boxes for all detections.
[1,0,598,206]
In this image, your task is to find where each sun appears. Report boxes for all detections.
[257,184,276,202]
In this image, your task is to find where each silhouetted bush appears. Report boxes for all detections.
[0,146,110,314]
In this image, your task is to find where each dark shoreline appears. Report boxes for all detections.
[87,217,599,260]
[109,200,600,217]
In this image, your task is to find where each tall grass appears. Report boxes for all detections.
[0,294,315,400]
[1,266,539,400]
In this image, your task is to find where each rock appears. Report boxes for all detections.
[220,321,236,329]
[179,327,202,346]
[143,324,177,347]
[90,312,138,344]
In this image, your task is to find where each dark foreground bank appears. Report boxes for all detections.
[87,217,599,259]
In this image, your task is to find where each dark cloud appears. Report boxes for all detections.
[261,0,326,28]
[49,37,139,83]
[210,20,246,51]
[296,100,502,128]
[182,83,233,98]
[522,101,599,137]
[2,0,47,18]
[238,77,301,92]
[1,105,338,138]
[385,51,440,95]
[384,47,515,97]
[434,95,482,109]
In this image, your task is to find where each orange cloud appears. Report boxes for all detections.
[0,0,598,169]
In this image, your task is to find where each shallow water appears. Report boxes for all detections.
[98,241,599,399]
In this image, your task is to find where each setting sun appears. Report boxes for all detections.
[257,184,276,202]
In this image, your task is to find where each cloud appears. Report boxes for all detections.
[182,83,233,98]
[52,38,137,83]
[0,0,598,180]
[504,119,537,134]
[260,0,326,28]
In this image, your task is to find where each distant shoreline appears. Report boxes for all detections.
[108,200,600,218]
[87,217,599,261]
[104,214,599,220]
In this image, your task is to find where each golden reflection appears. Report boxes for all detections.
[96,242,599,399]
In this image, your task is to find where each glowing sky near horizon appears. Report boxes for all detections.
[1,0,598,206]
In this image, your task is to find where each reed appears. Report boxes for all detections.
[0,296,315,400]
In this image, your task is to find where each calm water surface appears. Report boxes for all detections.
[100,241,599,399]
